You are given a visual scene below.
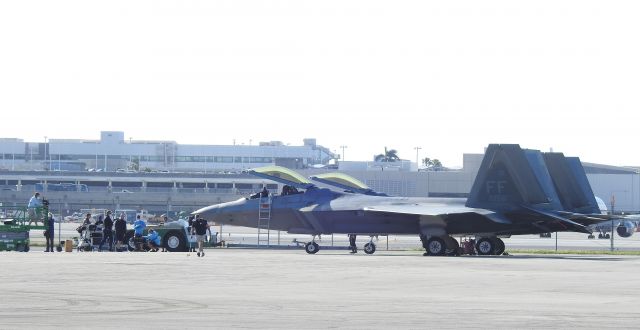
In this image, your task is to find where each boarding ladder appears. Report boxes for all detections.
[257,195,271,247]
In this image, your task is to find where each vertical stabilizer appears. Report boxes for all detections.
[466,144,555,210]
[543,153,600,214]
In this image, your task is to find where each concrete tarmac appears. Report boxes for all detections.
[1,250,639,329]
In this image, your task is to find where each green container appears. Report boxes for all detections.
[0,227,30,252]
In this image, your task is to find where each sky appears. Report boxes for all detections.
[1,1,639,168]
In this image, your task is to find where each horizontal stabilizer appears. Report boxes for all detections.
[521,206,592,234]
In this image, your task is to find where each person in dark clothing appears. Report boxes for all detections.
[260,186,269,197]
[83,213,92,225]
[282,185,291,196]
[348,234,357,254]
[191,216,210,257]
[188,215,196,252]
[95,214,104,227]
[44,213,55,252]
[114,213,127,251]
[99,210,114,251]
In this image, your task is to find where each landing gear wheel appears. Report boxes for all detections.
[598,233,603,239]
[588,234,595,239]
[364,242,376,254]
[605,233,610,239]
[493,238,505,255]
[425,237,446,256]
[163,230,187,252]
[305,242,319,254]
[476,238,495,255]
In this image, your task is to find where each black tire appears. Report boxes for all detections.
[476,237,495,255]
[426,237,446,256]
[163,230,187,252]
[605,233,610,239]
[56,245,62,252]
[493,238,505,255]
[304,242,319,254]
[598,233,603,239]
[364,242,376,254]
[24,244,30,252]
[124,231,136,251]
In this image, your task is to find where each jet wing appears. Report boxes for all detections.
[362,203,592,234]
[362,204,513,224]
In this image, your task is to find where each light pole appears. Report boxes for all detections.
[44,136,48,171]
[414,146,422,168]
[608,191,627,251]
[340,145,347,161]
[610,194,616,252]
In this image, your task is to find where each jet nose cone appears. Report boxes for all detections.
[193,204,221,219]
[192,198,247,223]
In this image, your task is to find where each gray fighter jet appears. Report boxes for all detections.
[193,144,612,256]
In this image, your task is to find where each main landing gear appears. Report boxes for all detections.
[420,235,505,256]
[420,235,461,256]
[475,237,505,256]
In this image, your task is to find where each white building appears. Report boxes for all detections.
[0,131,336,172]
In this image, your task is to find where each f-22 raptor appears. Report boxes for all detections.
[194,144,612,256]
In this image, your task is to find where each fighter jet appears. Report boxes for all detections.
[193,144,611,256]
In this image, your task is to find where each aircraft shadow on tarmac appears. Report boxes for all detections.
[501,254,630,262]
[313,252,631,262]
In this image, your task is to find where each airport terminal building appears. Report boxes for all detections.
[0,133,638,215]
[0,131,336,173]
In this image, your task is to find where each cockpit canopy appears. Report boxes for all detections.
[246,166,315,189]
[310,173,371,193]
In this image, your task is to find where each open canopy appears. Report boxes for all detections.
[247,166,314,189]
[309,172,372,194]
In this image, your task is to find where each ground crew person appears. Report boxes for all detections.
[83,213,92,225]
[27,192,43,226]
[144,229,161,252]
[114,213,127,251]
[191,216,210,257]
[99,210,114,251]
[44,212,55,252]
[133,215,146,251]
[349,234,357,254]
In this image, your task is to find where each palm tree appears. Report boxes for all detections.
[422,157,444,170]
[374,147,400,162]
